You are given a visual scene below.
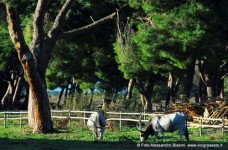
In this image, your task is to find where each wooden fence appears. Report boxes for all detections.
[0,110,227,136]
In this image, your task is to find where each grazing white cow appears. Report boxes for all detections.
[87,111,106,140]
[137,112,189,142]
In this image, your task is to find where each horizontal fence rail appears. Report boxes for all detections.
[0,110,227,136]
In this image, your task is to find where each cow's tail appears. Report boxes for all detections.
[185,115,189,141]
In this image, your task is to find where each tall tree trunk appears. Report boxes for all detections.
[102,89,112,111]
[194,87,199,103]
[88,88,94,109]
[204,74,213,100]
[219,79,224,99]
[198,79,203,102]
[139,94,147,111]
[136,75,154,112]
[57,87,65,107]
[165,72,173,109]
[216,77,224,99]
[145,75,154,112]
[198,59,214,101]
[124,78,135,100]
[183,58,196,99]
[12,76,22,109]
[1,83,13,109]
[124,78,135,110]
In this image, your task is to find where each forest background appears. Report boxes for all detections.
[0,0,227,133]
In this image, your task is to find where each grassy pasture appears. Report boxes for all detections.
[0,121,227,150]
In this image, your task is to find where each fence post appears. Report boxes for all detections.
[68,109,71,128]
[20,111,22,128]
[4,111,6,129]
[200,116,202,136]
[119,111,122,131]
[83,110,86,127]
[222,117,224,137]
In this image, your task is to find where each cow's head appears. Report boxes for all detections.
[138,130,149,142]
[137,121,154,142]
[136,114,154,142]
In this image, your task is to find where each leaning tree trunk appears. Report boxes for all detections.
[124,78,135,110]
[1,82,14,109]
[1,71,18,110]
[6,6,53,133]
[124,78,135,100]
[12,76,22,109]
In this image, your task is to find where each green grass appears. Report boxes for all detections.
[0,125,227,150]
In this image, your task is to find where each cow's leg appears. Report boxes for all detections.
[154,132,159,142]
[93,131,98,139]
[184,128,189,141]
[93,131,96,139]
[98,131,103,140]
[161,131,166,142]
[179,128,183,141]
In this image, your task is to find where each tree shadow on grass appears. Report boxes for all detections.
[0,138,136,150]
[0,138,227,150]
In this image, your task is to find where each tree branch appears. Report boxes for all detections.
[60,11,117,38]
[48,0,73,39]
[31,0,50,49]
[6,6,30,61]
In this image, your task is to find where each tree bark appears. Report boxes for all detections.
[57,87,65,107]
[88,87,94,109]
[139,93,146,110]
[198,59,214,101]
[204,74,213,100]
[198,79,203,103]
[124,78,135,100]
[12,76,22,108]
[183,58,196,99]
[135,75,154,112]
[218,78,224,99]
[165,72,173,109]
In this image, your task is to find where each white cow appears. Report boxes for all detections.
[87,111,106,140]
[137,112,189,142]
